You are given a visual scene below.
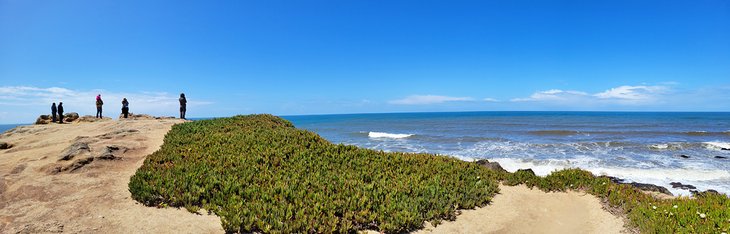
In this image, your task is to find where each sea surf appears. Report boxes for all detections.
[286,111,730,196]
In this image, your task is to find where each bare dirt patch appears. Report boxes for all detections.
[0,119,222,233]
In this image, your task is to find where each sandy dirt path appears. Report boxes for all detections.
[0,119,223,233]
[416,184,627,234]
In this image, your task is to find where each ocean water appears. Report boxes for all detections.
[0,124,25,134]
[284,112,730,196]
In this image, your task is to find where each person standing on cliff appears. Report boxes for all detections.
[95,94,104,118]
[51,103,57,123]
[58,102,64,124]
[179,93,187,119]
[121,98,129,118]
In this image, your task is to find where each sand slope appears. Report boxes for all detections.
[0,119,222,233]
[417,184,627,234]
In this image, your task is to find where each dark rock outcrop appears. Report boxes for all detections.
[97,145,128,160]
[475,159,507,173]
[0,142,12,149]
[35,115,52,125]
[679,154,690,159]
[628,182,672,196]
[602,176,673,196]
[59,142,90,161]
[692,189,720,197]
[63,112,80,122]
[64,157,94,172]
[670,182,697,190]
[715,156,728,159]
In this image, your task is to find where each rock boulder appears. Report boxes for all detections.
[601,176,673,196]
[628,182,672,196]
[475,159,507,173]
[670,182,697,190]
[0,142,12,149]
[35,115,52,125]
[59,141,90,161]
[63,112,80,122]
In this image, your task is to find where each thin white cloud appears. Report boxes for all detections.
[483,98,499,102]
[594,85,667,101]
[389,95,474,105]
[512,85,668,105]
[511,89,589,102]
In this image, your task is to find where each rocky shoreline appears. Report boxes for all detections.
[474,159,724,197]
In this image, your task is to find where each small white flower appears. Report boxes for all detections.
[669,212,673,216]
[652,206,657,210]
[602,182,606,185]
[673,205,678,209]
[476,176,480,179]
[699,213,706,218]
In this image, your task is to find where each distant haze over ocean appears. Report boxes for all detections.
[285,111,730,196]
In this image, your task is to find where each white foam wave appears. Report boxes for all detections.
[650,144,668,149]
[489,157,595,176]
[648,143,687,151]
[703,141,730,151]
[368,131,414,139]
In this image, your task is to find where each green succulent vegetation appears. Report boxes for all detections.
[502,169,730,233]
[129,114,730,233]
[128,114,500,233]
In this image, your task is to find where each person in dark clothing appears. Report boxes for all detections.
[121,98,129,118]
[95,94,104,118]
[58,102,64,124]
[51,103,57,123]
[179,93,187,119]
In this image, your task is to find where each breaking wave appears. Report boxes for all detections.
[704,141,730,151]
[367,131,414,139]
[528,130,583,136]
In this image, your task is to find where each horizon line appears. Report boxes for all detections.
[3,110,730,125]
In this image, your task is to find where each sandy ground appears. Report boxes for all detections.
[0,119,222,234]
[416,184,628,234]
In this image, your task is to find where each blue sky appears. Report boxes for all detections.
[1,0,729,123]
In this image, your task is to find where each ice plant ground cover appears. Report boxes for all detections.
[129,114,730,233]
[129,114,500,233]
